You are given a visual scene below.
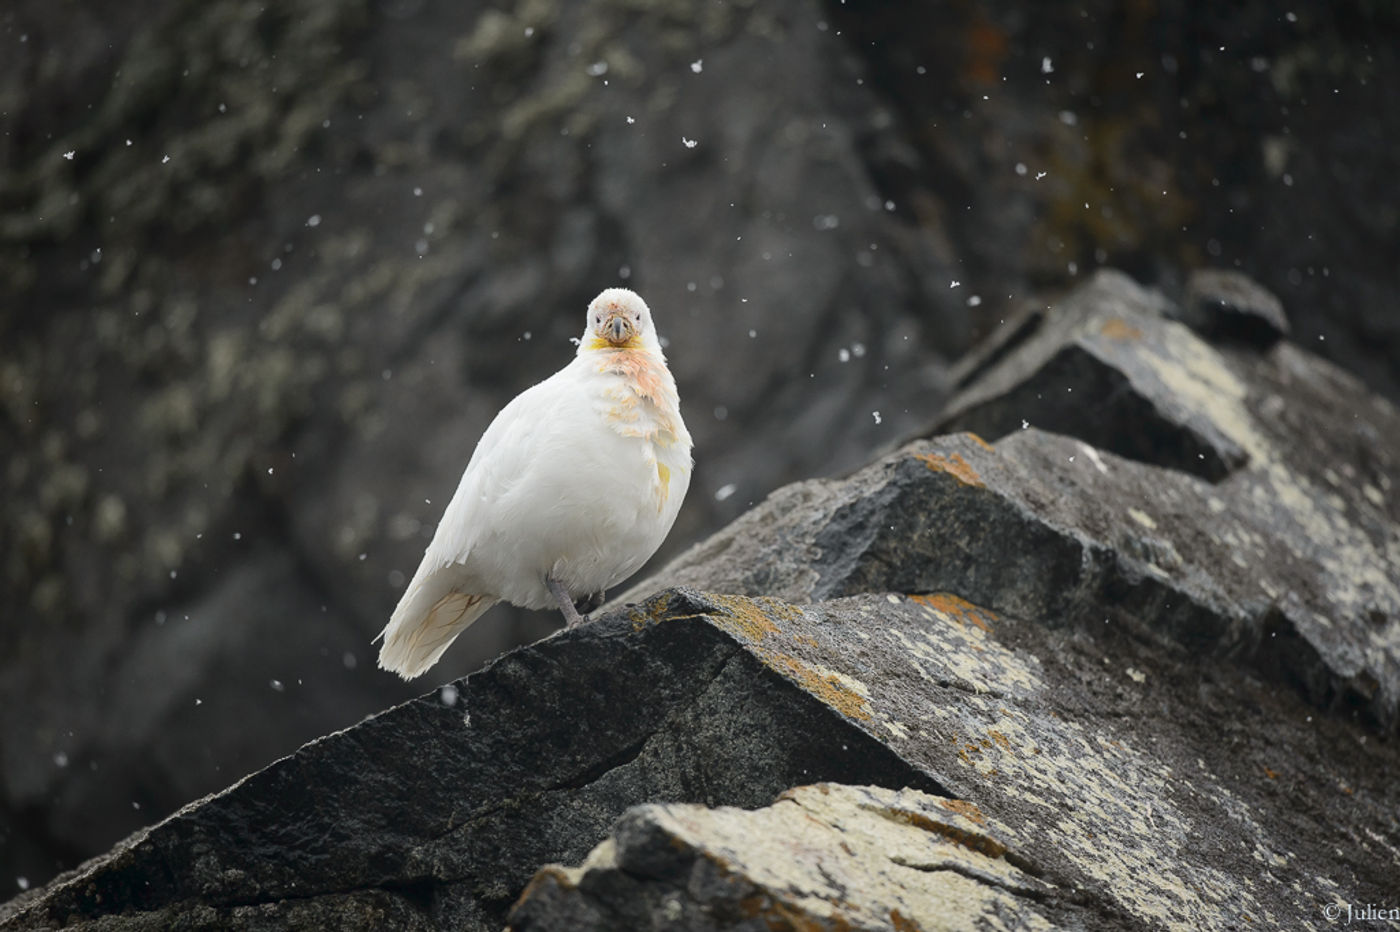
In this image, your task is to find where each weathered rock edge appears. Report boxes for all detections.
[623,271,1400,730]
[508,588,1399,931]
[10,586,1398,931]
[507,783,1057,932]
[0,601,941,931]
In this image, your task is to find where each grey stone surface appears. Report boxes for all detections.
[508,784,1056,931]
[0,602,941,931]
[6,0,1400,903]
[628,271,1400,728]
[1182,268,1291,346]
[509,588,1399,930]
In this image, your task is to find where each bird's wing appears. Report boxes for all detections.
[425,373,571,565]
[376,372,575,678]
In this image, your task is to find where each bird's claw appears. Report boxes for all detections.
[572,591,605,615]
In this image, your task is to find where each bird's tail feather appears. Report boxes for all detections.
[377,580,496,679]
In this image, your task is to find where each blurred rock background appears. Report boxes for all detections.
[1,0,1395,895]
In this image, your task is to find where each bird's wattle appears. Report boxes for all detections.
[584,333,645,352]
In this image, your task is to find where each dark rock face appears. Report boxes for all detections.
[5,269,1398,930]
[0,604,942,930]
[632,271,1400,728]
[6,0,1400,905]
[826,0,1400,399]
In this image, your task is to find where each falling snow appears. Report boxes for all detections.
[690,60,703,73]
[872,411,882,425]
[682,136,697,148]
[715,483,737,502]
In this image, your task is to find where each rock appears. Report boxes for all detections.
[824,0,1400,401]
[7,0,1400,902]
[509,587,1399,929]
[507,784,1055,931]
[12,577,1395,929]
[1182,268,1291,346]
[628,271,1400,728]
[7,264,1399,927]
[0,599,940,931]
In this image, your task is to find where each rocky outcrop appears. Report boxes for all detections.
[631,270,1400,728]
[6,0,1399,895]
[5,270,1397,930]
[508,784,1054,931]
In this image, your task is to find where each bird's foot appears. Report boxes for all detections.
[573,590,605,616]
[546,574,587,629]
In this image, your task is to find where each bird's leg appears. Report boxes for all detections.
[573,590,606,615]
[546,574,586,628]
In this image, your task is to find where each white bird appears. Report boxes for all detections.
[376,287,693,679]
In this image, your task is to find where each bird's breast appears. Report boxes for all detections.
[593,351,688,449]
[586,350,692,517]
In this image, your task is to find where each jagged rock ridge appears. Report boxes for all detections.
[4,270,1397,930]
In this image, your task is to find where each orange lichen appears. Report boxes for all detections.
[629,591,675,631]
[890,909,923,932]
[884,807,1008,859]
[912,452,985,488]
[966,432,995,451]
[702,594,872,722]
[704,592,784,642]
[766,652,872,722]
[936,798,988,825]
[910,593,997,633]
[1100,317,1143,341]
[740,895,858,931]
[987,730,1011,750]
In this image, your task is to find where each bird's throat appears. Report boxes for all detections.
[584,334,644,352]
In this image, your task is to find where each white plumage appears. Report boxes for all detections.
[376,288,693,679]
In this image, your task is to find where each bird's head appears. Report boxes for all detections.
[582,288,661,353]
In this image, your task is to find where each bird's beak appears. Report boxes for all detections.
[605,313,634,346]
